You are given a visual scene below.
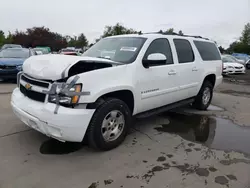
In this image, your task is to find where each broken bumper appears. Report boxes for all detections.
[11,88,95,142]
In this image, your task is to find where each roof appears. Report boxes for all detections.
[105,33,212,42]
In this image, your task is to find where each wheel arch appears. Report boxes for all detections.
[87,88,135,114]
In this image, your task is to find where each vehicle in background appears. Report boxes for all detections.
[59,48,75,53]
[246,59,250,69]
[1,44,22,50]
[60,51,81,56]
[33,47,50,54]
[11,33,223,151]
[223,54,245,65]
[222,55,245,74]
[75,48,83,53]
[232,53,249,65]
[36,46,51,53]
[0,48,36,80]
[35,51,43,55]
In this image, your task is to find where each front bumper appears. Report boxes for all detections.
[223,67,245,74]
[11,88,95,142]
[0,69,19,79]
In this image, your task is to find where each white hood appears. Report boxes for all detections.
[22,54,120,80]
[223,62,243,67]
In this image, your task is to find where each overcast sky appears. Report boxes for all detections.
[0,0,249,47]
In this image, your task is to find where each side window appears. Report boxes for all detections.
[144,38,173,65]
[194,41,221,61]
[174,39,194,63]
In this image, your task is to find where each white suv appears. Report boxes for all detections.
[11,33,223,150]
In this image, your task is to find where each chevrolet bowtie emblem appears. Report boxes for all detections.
[25,83,32,90]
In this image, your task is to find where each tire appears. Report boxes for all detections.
[87,98,132,151]
[193,80,213,110]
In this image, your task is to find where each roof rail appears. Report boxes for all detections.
[140,32,209,40]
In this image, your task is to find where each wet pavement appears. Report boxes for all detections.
[155,112,250,156]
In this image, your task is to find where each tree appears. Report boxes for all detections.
[11,27,68,51]
[163,28,175,34]
[240,23,250,45]
[101,23,138,38]
[0,30,5,46]
[218,46,226,54]
[226,23,250,54]
[75,33,88,48]
[5,31,13,44]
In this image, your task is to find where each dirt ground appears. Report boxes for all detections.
[0,71,250,188]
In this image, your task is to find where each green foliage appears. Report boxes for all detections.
[0,30,5,46]
[240,23,250,45]
[227,23,250,54]
[101,23,139,38]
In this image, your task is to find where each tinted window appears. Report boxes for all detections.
[174,39,194,63]
[144,38,173,65]
[194,41,221,61]
[83,37,147,64]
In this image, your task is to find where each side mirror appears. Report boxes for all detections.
[142,53,167,68]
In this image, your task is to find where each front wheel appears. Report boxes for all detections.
[193,81,213,110]
[87,98,132,151]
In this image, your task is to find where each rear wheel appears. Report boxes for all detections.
[193,81,213,110]
[87,98,132,151]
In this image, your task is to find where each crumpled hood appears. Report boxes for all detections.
[22,54,121,80]
[0,58,26,66]
[223,62,244,67]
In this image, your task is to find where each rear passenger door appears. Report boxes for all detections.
[173,39,201,99]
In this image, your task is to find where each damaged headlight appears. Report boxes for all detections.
[48,84,82,106]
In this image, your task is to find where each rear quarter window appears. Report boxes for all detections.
[194,41,221,61]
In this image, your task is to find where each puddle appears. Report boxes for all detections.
[155,112,250,155]
[40,139,84,155]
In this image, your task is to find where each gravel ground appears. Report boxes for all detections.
[0,72,250,188]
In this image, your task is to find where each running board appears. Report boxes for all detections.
[135,98,195,119]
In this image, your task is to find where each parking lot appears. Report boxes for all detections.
[0,71,250,188]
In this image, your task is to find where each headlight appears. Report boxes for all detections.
[48,84,82,106]
[16,65,23,71]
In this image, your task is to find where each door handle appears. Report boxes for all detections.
[192,67,198,71]
[168,70,176,75]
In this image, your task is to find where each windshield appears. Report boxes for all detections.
[222,56,235,63]
[0,48,30,58]
[83,37,147,64]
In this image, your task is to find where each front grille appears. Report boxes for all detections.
[0,65,16,69]
[21,75,49,88]
[20,84,46,102]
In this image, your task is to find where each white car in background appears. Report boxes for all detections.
[223,54,245,65]
[222,55,245,74]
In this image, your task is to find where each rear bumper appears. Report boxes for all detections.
[11,88,95,142]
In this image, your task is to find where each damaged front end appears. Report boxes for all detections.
[18,55,122,113]
[17,72,91,114]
